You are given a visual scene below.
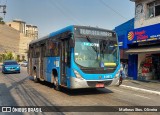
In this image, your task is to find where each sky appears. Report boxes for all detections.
[0,0,135,38]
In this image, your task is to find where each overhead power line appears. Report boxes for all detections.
[99,0,127,20]
[48,0,81,25]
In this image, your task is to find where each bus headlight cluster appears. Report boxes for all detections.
[73,70,83,79]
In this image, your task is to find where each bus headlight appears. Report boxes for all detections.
[73,70,83,79]
[5,67,9,69]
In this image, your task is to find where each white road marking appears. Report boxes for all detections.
[121,85,160,95]
[134,94,151,99]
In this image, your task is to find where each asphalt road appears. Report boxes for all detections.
[0,67,160,115]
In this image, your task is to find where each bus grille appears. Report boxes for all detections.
[81,68,115,74]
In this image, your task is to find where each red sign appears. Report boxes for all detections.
[135,30,148,40]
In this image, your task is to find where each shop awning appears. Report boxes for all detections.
[126,46,160,54]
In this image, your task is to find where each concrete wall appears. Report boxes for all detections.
[19,33,33,59]
[134,0,160,28]
[0,24,20,55]
[6,22,21,32]
[0,24,35,60]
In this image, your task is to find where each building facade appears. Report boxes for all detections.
[0,24,20,54]
[127,0,160,81]
[6,19,38,39]
[26,25,38,39]
[114,18,134,62]
[0,20,39,60]
[6,20,26,34]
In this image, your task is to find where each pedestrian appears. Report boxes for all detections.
[124,62,128,78]
[119,62,125,86]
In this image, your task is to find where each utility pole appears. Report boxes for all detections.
[0,5,6,16]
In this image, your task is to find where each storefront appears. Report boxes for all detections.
[126,23,160,81]
[114,18,134,62]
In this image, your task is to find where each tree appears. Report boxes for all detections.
[0,17,5,24]
[0,51,14,62]
[0,54,4,62]
[6,52,14,60]
[16,55,20,62]
[22,55,25,61]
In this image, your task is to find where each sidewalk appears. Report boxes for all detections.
[120,79,160,95]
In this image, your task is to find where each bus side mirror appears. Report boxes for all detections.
[69,39,75,48]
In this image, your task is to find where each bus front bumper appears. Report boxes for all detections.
[70,77,113,89]
[110,77,120,86]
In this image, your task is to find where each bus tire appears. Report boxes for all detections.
[33,70,39,83]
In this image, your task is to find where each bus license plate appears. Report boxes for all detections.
[96,83,104,88]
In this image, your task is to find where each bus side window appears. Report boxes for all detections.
[46,39,60,57]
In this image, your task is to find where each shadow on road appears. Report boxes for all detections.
[29,76,113,96]
[61,88,113,96]
[0,83,19,106]
[0,83,24,115]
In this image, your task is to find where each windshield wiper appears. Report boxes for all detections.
[86,36,99,60]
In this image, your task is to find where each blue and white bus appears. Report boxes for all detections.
[28,25,121,90]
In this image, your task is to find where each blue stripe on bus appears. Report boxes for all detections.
[49,25,74,38]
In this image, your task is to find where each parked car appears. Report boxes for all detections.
[21,61,28,67]
[1,60,20,74]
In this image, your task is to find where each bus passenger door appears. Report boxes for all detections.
[60,40,68,86]
[28,47,33,75]
[40,44,45,80]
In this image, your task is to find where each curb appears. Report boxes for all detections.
[120,85,160,95]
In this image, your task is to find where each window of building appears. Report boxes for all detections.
[147,0,160,18]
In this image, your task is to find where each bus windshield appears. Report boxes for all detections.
[74,37,119,68]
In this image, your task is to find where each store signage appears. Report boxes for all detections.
[127,23,160,44]
[135,30,148,41]
[128,31,134,41]
[118,42,123,46]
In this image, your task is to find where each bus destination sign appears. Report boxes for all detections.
[79,28,113,37]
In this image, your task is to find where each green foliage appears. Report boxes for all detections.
[0,17,5,24]
[0,51,14,62]
[6,52,14,60]
[22,55,25,61]
[16,55,20,62]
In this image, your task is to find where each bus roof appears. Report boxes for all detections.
[29,25,74,45]
[29,25,116,45]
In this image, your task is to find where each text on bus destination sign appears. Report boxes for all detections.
[80,29,113,37]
